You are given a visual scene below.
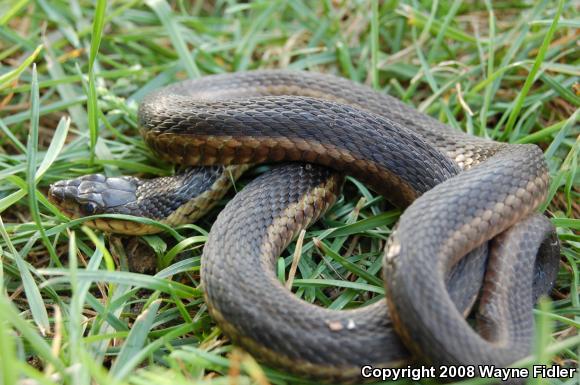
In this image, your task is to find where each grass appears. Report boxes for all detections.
[0,1,578,384]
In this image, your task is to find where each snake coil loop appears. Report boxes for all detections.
[49,70,560,383]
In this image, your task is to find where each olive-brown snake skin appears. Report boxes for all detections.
[48,70,560,383]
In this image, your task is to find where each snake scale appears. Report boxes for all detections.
[48,70,560,383]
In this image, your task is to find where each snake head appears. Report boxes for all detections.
[47,167,242,235]
[48,174,147,233]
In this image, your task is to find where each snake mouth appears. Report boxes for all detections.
[48,175,162,235]
[49,179,98,220]
[48,173,140,219]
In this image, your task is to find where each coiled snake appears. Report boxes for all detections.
[49,70,560,383]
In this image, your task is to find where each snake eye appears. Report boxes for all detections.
[81,202,98,215]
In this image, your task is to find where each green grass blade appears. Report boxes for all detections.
[38,269,201,298]
[397,4,480,44]
[539,73,580,106]
[0,44,42,90]
[370,0,379,89]
[145,0,200,78]
[2,95,87,126]
[0,318,17,385]
[66,230,89,385]
[87,0,107,163]
[480,0,496,137]
[110,299,162,378]
[0,295,65,372]
[89,0,107,68]
[426,0,461,62]
[26,64,60,268]
[292,278,384,294]
[111,323,196,380]
[0,0,28,25]
[155,257,200,278]
[232,1,280,71]
[0,118,26,153]
[35,116,70,181]
[81,226,116,272]
[515,119,567,144]
[324,211,399,238]
[502,0,565,137]
[314,238,382,286]
[0,217,50,335]
[0,189,27,213]
[159,235,206,268]
[528,299,554,385]
[544,108,578,161]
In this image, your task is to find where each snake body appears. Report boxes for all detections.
[48,70,560,383]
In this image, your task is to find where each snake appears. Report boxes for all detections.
[48,70,560,383]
